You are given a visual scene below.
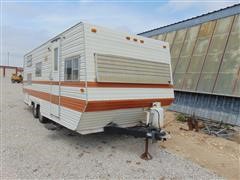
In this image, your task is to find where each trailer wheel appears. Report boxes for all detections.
[32,104,39,118]
[39,108,49,124]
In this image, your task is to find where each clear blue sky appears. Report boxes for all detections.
[1,0,238,67]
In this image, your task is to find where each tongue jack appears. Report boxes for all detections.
[140,138,152,160]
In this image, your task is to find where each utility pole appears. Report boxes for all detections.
[7,52,10,65]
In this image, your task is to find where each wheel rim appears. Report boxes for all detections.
[32,105,39,118]
[33,107,37,116]
[39,112,42,121]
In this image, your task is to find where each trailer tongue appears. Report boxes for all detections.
[104,124,167,141]
[104,102,170,160]
[104,124,169,160]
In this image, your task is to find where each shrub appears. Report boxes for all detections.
[176,114,187,122]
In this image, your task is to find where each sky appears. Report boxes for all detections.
[0,0,239,67]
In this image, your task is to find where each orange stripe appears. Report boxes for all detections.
[86,98,174,112]
[26,89,51,102]
[24,88,86,112]
[60,96,86,112]
[23,80,173,88]
[23,88,174,112]
[87,82,173,88]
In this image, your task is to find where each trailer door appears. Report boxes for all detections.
[50,39,60,117]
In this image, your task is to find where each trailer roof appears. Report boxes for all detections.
[24,22,83,57]
[25,21,167,58]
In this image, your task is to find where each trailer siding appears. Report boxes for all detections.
[77,108,146,134]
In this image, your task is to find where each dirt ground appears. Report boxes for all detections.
[1,78,238,179]
[162,111,240,180]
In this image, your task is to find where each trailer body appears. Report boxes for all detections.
[23,22,174,134]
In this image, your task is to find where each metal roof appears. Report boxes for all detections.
[139,3,240,37]
[0,65,23,70]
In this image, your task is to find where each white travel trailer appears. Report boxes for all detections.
[23,22,174,135]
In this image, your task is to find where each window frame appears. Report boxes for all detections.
[64,55,80,81]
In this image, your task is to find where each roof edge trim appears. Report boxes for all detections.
[139,4,240,37]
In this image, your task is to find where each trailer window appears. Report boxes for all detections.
[64,56,80,80]
[54,48,58,71]
[26,55,32,67]
[35,62,42,77]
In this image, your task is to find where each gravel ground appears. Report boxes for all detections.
[0,79,221,179]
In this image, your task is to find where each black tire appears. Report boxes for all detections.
[32,105,39,118]
[39,109,49,124]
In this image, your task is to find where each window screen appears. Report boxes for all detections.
[64,56,80,80]
[54,48,59,71]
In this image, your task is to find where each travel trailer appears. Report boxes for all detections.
[23,22,174,135]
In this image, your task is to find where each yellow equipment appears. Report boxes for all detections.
[11,73,23,83]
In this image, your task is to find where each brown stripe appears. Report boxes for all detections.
[24,88,86,112]
[85,98,174,112]
[23,88,174,112]
[60,96,86,112]
[33,81,54,85]
[87,82,173,88]
[60,81,86,87]
[26,89,51,102]
[23,80,173,88]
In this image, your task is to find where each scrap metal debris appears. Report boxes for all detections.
[202,121,236,139]
[178,113,238,140]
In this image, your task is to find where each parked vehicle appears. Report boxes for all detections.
[11,73,23,83]
[23,22,174,135]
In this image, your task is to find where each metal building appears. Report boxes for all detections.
[139,4,240,126]
[0,65,23,78]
